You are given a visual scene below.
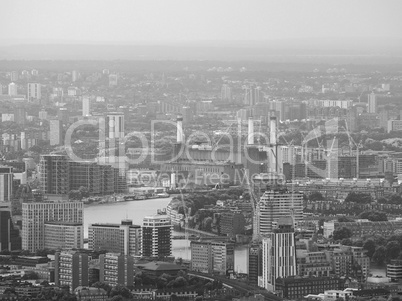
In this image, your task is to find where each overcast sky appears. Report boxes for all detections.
[1,0,401,44]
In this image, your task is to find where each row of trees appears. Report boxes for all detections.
[339,234,402,265]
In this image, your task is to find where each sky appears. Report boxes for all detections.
[0,0,401,44]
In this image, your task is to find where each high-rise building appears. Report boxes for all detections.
[261,216,297,291]
[248,244,262,287]
[0,166,13,203]
[49,119,63,146]
[190,241,213,273]
[257,188,303,237]
[14,107,26,126]
[88,219,142,256]
[82,97,91,116]
[27,83,41,102]
[368,92,377,114]
[44,221,83,250]
[99,253,134,287]
[0,204,22,251]
[244,85,261,106]
[8,83,18,96]
[55,250,89,291]
[58,108,69,124]
[39,155,70,195]
[142,215,172,258]
[109,74,118,86]
[221,84,232,101]
[72,70,79,82]
[105,113,125,139]
[10,71,19,82]
[22,200,83,252]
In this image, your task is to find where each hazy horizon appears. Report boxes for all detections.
[1,0,401,43]
[1,0,401,61]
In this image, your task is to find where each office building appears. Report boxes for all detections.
[297,251,332,277]
[0,204,21,251]
[257,188,303,237]
[387,120,402,133]
[99,253,134,287]
[49,119,64,146]
[8,83,18,96]
[142,215,172,258]
[69,161,102,194]
[55,250,89,291]
[39,154,70,195]
[44,221,83,250]
[27,83,41,101]
[261,217,297,292]
[248,244,262,287]
[22,201,83,252]
[218,211,246,236]
[82,96,91,116]
[190,240,234,275]
[0,166,13,202]
[368,92,377,114]
[275,277,344,300]
[88,219,142,256]
[190,241,213,274]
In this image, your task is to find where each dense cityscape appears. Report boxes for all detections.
[1,1,402,301]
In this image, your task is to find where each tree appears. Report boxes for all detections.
[91,282,112,296]
[68,190,82,200]
[333,227,352,241]
[309,192,324,201]
[344,192,372,204]
[338,216,353,222]
[78,186,90,198]
[363,238,376,258]
[359,210,387,221]
[386,241,400,261]
[109,284,131,299]
[372,246,387,265]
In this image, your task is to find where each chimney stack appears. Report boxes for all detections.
[248,118,254,145]
[176,115,184,144]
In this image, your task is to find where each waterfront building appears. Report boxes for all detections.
[44,221,83,250]
[88,219,142,256]
[142,215,172,258]
[22,201,83,252]
[39,154,70,195]
[190,240,234,275]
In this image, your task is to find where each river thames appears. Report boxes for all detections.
[83,196,248,273]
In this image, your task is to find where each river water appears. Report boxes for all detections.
[83,197,248,273]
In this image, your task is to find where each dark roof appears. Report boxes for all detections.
[140,261,186,272]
